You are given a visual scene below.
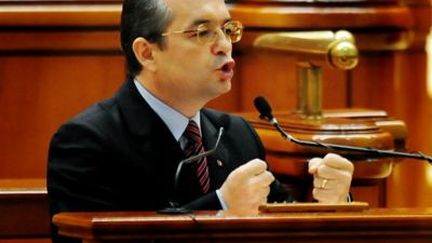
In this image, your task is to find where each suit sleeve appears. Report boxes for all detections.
[240,117,295,203]
[201,110,295,205]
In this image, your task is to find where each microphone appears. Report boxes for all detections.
[158,115,229,214]
[253,96,432,164]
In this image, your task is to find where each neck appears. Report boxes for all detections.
[135,74,205,118]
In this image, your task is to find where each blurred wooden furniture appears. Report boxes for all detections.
[235,19,408,206]
[0,0,125,180]
[53,208,432,242]
[0,179,50,239]
[229,0,432,207]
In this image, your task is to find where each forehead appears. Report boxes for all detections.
[164,0,230,27]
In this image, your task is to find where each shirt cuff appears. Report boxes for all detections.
[216,189,228,210]
[347,192,353,202]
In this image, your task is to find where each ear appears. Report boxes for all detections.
[132,37,157,72]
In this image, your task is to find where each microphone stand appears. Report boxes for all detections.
[262,115,432,164]
[158,127,224,214]
[253,95,432,164]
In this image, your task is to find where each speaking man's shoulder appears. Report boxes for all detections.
[60,98,116,127]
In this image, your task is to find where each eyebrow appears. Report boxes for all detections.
[189,18,232,28]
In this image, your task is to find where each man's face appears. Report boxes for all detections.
[152,0,235,105]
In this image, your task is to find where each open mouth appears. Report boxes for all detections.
[220,61,235,73]
[216,60,235,81]
[217,61,235,81]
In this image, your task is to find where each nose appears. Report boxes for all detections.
[211,28,232,55]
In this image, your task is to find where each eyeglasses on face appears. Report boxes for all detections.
[161,20,243,44]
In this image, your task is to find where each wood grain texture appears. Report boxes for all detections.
[53,208,432,242]
[0,179,49,238]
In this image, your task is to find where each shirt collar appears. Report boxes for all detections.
[134,79,201,141]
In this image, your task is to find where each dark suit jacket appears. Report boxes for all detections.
[47,78,293,242]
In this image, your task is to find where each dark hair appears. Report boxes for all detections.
[120,0,172,79]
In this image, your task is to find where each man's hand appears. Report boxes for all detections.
[308,153,354,203]
[220,159,275,211]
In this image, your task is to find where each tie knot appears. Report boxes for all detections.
[185,120,201,143]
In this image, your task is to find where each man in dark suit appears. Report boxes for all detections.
[47,0,354,241]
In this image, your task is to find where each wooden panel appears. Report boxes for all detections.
[349,2,432,207]
[53,208,432,242]
[0,179,50,239]
[0,31,119,52]
[229,4,413,29]
[0,55,124,178]
[0,2,125,179]
[0,4,121,27]
[235,51,348,112]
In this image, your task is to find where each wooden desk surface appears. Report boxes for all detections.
[54,207,432,243]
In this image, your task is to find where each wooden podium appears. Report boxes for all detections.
[53,208,432,243]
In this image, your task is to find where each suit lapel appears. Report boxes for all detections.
[115,79,185,199]
[115,80,233,199]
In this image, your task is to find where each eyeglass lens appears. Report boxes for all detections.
[198,21,243,44]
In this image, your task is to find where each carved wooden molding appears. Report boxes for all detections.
[0,3,121,27]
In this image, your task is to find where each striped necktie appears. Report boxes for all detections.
[183,120,210,193]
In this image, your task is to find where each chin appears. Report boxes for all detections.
[207,83,231,101]
[219,79,232,94]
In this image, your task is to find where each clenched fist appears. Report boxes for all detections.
[309,153,354,203]
[220,159,275,211]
